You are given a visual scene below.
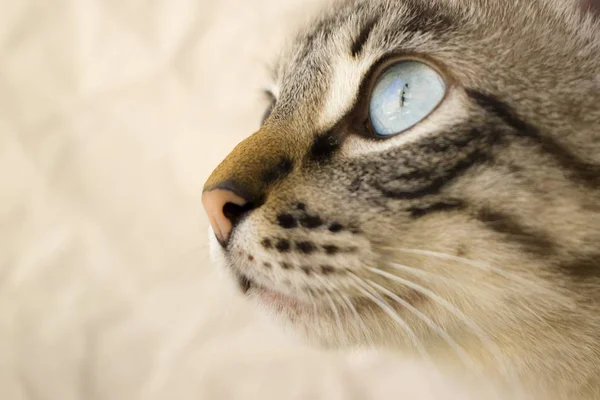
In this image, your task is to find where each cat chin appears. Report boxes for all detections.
[275,316,359,350]
[265,308,393,351]
[291,323,390,351]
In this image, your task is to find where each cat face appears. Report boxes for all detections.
[203,0,600,392]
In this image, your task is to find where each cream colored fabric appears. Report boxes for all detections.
[0,0,470,398]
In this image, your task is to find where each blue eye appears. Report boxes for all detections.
[369,61,446,137]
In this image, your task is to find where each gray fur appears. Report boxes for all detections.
[205,0,600,398]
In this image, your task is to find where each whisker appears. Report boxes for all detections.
[327,283,372,345]
[385,260,498,302]
[314,272,370,343]
[314,275,346,345]
[393,247,555,295]
[368,267,517,385]
[306,277,369,344]
[347,272,431,361]
[305,290,320,320]
[388,260,463,287]
[365,278,480,373]
[339,292,371,344]
[305,290,328,337]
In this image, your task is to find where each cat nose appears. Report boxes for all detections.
[203,125,304,245]
[202,186,251,244]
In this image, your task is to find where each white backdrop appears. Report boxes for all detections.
[0,0,471,398]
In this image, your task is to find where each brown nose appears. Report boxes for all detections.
[202,188,249,244]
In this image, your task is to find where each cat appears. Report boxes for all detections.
[202,0,600,398]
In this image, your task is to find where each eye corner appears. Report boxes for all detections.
[260,89,277,126]
[262,89,277,102]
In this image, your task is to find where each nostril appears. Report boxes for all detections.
[222,201,255,227]
[202,187,254,244]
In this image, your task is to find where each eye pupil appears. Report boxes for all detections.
[369,61,446,137]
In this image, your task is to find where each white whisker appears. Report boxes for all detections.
[314,275,346,345]
[394,247,555,295]
[365,278,479,372]
[315,272,371,343]
[305,290,320,320]
[388,260,462,286]
[368,267,517,385]
[339,292,371,344]
[347,272,431,361]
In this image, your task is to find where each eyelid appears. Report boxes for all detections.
[263,89,277,103]
[261,90,277,126]
[367,54,453,89]
[358,56,452,140]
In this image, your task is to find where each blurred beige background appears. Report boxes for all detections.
[0,0,472,398]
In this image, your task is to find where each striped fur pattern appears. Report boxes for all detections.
[205,0,600,398]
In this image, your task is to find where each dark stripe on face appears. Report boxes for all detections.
[408,199,465,218]
[580,0,600,16]
[561,255,600,279]
[375,149,489,200]
[309,131,342,162]
[399,7,454,36]
[261,157,294,185]
[299,19,336,55]
[476,207,556,255]
[369,122,502,201]
[466,90,600,187]
[351,19,378,57]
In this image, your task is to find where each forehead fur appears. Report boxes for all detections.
[272,0,600,133]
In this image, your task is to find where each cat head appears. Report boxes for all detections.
[203,0,600,390]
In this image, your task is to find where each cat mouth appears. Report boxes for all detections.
[234,273,308,312]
